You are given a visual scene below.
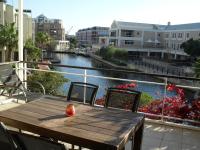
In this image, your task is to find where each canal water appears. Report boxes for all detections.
[55,53,175,99]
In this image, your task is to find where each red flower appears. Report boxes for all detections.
[176,88,185,98]
[115,82,136,89]
[166,84,176,91]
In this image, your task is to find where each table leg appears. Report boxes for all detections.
[133,122,144,150]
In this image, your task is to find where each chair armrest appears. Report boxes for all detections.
[22,80,46,95]
[0,84,27,101]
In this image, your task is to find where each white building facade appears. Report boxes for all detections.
[108,21,200,60]
[0,2,33,62]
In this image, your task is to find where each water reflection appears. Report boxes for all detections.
[54,53,175,99]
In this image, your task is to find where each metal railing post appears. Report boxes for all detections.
[161,77,168,122]
[83,69,87,104]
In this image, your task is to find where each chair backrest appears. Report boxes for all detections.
[0,122,18,150]
[104,87,141,112]
[67,82,99,105]
[0,64,23,94]
[10,130,67,150]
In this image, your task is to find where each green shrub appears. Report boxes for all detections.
[139,92,153,106]
[28,71,68,95]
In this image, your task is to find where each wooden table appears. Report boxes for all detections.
[0,95,145,150]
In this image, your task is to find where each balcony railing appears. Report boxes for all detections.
[1,61,200,128]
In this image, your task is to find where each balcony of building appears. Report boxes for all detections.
[0,61,199,150]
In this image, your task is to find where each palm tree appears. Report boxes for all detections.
[0,23,18,62]
[0,0,7,3]
[35,32,51,50]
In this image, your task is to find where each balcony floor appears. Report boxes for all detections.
[0,100,199,150]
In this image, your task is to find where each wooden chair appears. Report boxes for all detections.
[104,87,141,150]
[67,82,98,106]
[0,64,45,103]
[0,122,68,150]
[67,82,98,150]
[0,122,19,150]
[104,87,141,112]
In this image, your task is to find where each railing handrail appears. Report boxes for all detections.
[0,61,20,65]
[23,68,200,90]
[22,61,200,81]
[1,61,199,127]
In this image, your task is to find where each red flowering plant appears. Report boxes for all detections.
[96,82,200,125]
[139,84,200,124]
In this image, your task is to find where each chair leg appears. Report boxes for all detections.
[133,123,144,150]
[131,136,134,150]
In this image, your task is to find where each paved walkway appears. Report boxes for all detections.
[0,100,199,150]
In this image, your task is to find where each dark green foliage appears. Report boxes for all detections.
[69,37,77,49]
[0,23,18,61]
[194,57,200,77]
[98,46,128,66]
[35,32,51,49]
[114,48,128,60]
[28,71,68,95]
[24,39,41,61]
[180,38,200,57]
[99,46,128,60]
[0,0,6,3]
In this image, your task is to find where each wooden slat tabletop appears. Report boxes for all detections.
[0,95,145,150]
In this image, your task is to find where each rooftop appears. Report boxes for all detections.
[112,20,200,31]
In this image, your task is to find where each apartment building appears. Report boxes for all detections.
[0,2,33,62]
[34,14,65,41]
[76,26,109,47]
[108,20,200,60]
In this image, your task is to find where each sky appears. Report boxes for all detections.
[7,0,200,35]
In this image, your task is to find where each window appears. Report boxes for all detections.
[158,33,161,37]
[137,32,140,35]
[186,33,189,38]
[121,30,134,37]
[166,43,169,48]
[110,31,116,37]
[125,40,134,45]
[178,33,183,38]
[172,33,176,38]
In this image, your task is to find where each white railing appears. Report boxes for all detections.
[1,61,200,128]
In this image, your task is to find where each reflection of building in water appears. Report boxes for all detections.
[56,40,70,51]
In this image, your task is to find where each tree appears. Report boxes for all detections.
[28,71,68,95]
[0,0,6,3]
[47,39,57,51]
[69,37,77,49]
[24,39,41,61]
[114,48,128,60]
[35,32,51,50]
[180,38,200,57]
[0,23,18,61]
[99,46,128,60]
